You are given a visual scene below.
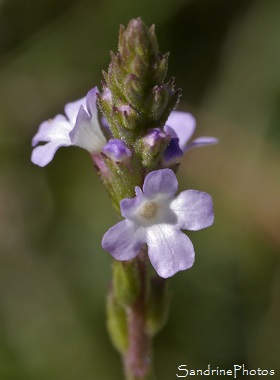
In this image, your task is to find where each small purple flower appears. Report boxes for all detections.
[163,111,218,164]
[31,87,106,167]
[103,139,132,163]
[102,169,214,278]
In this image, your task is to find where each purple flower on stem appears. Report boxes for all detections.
[102,169,214,278]
[31,87,106,167]
[103,139,132,163]
[163,111,218,164]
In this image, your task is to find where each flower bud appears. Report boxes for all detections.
[97,18,180,139]
[103,139,132,163]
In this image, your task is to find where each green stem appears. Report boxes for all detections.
[123,251,155,380]
[107,249,169,379]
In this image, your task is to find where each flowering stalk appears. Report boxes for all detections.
[31,18,217,380]
[100,20,178,379]
[124,251,154,380]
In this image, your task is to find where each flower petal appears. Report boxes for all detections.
[184,136,219,152]
[120,187,144,219]
[31,140,71,167]
[101,115,110,131]
[64,97,86,125]
[164,111,196,150]
[85,87,99,117]
[170,190,214,231]
[163,138,183,165]
[143,168,178,199]
[69,106,106,153]
[32,115,71,147]
[146,224,195,278]
[102,220,146,260]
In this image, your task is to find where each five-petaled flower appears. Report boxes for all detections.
[102,168,214,278]
[31,87,106,167]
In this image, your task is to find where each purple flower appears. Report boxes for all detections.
[102,169,214,278]
[31,87,106,167]
[164,111,218,164]
[103,139,132,163]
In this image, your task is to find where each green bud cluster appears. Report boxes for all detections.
[98,18,180,135]
[97,18,181,190]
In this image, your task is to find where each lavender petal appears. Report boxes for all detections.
[31,140,70,167]
[32,115,71,147]
[69,106,106,153]
[164,111,196,150]
[184,136,219,152]
[85,87,99,117]
[163,138,184,165]
[102,220,146,260]
[143,169,178,199]
[170,190,214,231]
[64,97,86,125]
[120,187,144,219]
[146,224,195,278]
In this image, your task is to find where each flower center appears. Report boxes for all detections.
[138,201,158,220]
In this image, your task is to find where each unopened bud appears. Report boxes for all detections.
[103,139,132,163]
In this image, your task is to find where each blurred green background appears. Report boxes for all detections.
[1,0,280,379]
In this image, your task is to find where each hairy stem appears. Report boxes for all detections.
[123,251,155,380]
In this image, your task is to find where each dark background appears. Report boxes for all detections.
[0,0,280,378]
